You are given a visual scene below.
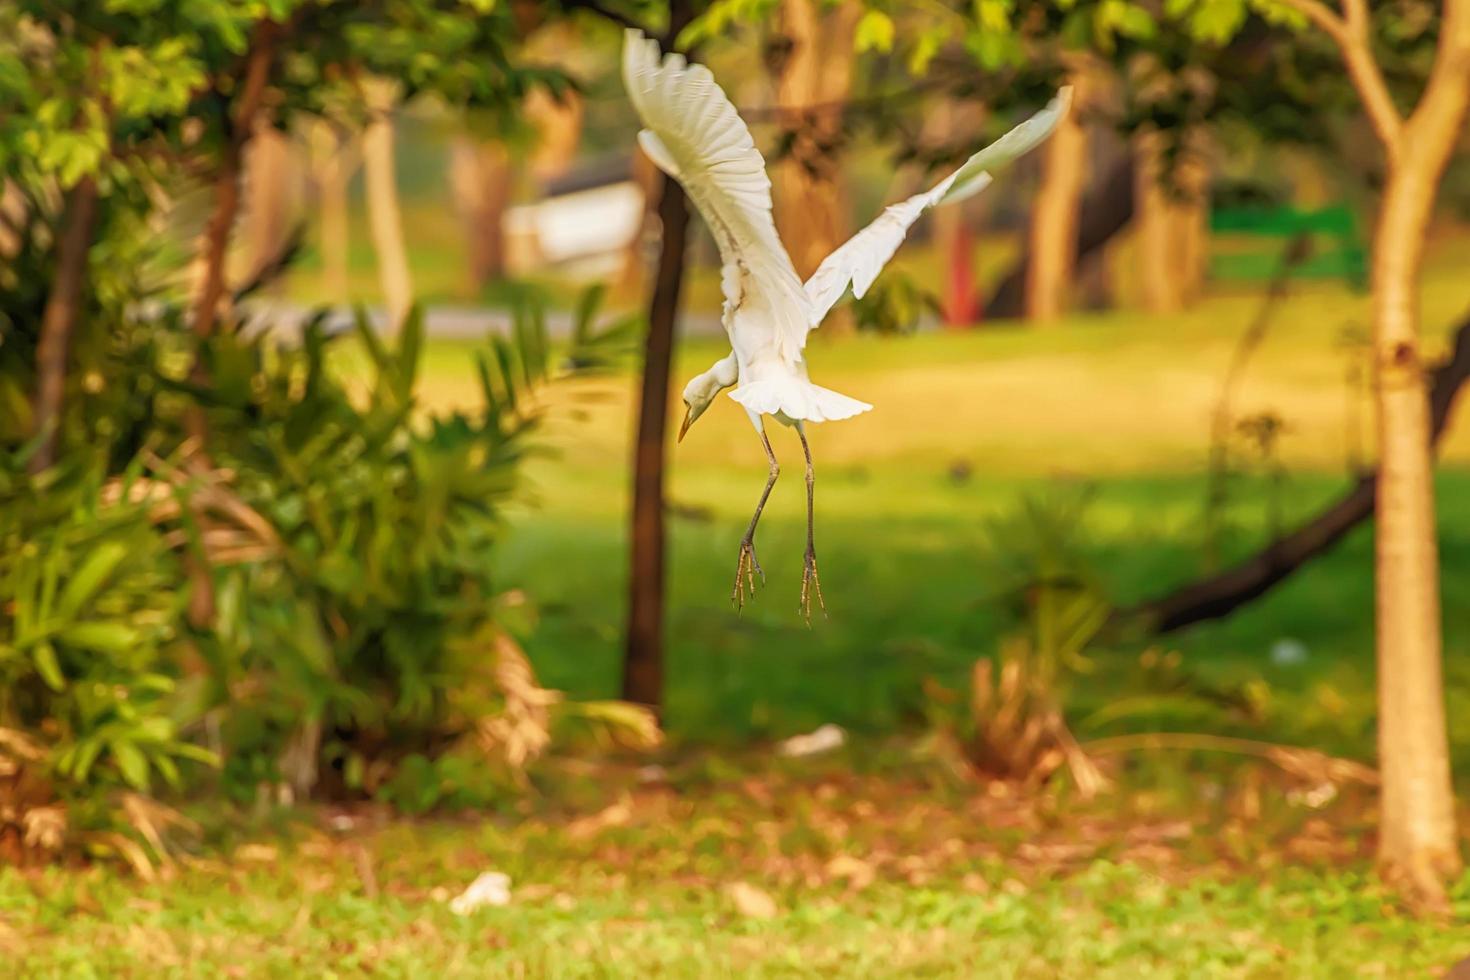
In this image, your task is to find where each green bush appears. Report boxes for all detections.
[0,452,212,865]
[184,297,639,805]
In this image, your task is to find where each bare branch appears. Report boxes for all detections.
[1272,0,1349,43]
[1274,0,1403,148]
[561,0,655,36]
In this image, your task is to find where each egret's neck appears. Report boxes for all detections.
[699,352,739,390]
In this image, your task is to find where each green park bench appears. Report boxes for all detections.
[1208,205,1368,289]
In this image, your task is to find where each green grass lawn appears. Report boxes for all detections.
[5,751,1470,976]
[12,256,1470,976]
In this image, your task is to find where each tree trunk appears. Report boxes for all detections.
[0,180,26,260]
[362,80,413,333]
[618,146,662,297]
[186,18,280,446]
[182,19,281,635]
[29,177,99,475]
[1133,128,1187,315]
[929,98,986,328]
[772,0,859,332]
[941,219,979,327]
[1366,0,1470,899]
[1025,72,1087,322]
[244,122,292,293]
[448,136,513,290]
[985,154,1135,320]
[526,86,583,184]
[1121,308,1470,634]
[1134,127,1211,314]
[622,3,695,713]
[309,121,352,305]
[1372,162,1460,896]
[1174,129,1211,306]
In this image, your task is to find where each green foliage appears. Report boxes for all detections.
[982,485,1111,678]
[181,295,637,803]
[0,455,211,803]
[850,268,940,335]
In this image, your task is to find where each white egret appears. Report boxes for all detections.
[622,30,1070,619]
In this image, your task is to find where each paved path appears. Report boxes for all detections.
[243,301,726,340]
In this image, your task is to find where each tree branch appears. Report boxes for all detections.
[1274,0,1402,148]
[561,0,655,35]
[1121,307,1470,634]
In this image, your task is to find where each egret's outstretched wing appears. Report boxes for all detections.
[622,30,811,359]
[804,88,1073,326]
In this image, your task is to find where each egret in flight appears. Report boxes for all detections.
[622,30,1069,620]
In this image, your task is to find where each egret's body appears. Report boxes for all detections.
[623,30,1069,618]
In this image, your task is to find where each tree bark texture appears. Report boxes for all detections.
[448,136,514,289]
[772,0,859,332]
[621,1,695,713]
[1133,127,1211,314]
[1025,71,1088,322]
[29,176,99,474]
[362,79,414,333]
[985,154,1135,320]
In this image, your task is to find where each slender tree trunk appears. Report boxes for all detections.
[309,121,352,305]
[245,122,292,293]
[929,98,986,328]
[184,19,280,630]
[362,79,413,333]
[986,154,1135,320]
[622,2,695,713]
[1364,0,1470,899]
[526,86,583,184]
[941,219,979,327]
[448,136,513,289]
[1133,127,1187,315]
[29,177,99,474]
[0,181,26,259]
[1372,161,1460,896]
[618,146,662,297]
[1134,127,1211,314]
[1025,70,1087,322]
[773,0,859,332]
[186,19,279,444]
[1174,129,1211,306]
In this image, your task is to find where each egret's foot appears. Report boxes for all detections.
[731,538,765,609]
[799,548,827,624]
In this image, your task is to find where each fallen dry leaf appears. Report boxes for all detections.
[233,844,278,864]
[825,854,875,891]
[450,872,512,915]
[568,799,632,841]
[727,881,779,920]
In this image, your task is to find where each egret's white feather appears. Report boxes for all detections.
[728,379,872,424]
[622,30,813,360]
[804,88,1074,326]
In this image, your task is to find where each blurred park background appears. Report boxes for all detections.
[5,0,1470,975]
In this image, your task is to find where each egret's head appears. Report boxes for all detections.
[678,355,738,442]
[678,374,723,442]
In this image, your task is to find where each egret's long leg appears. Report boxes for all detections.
[797,424,826,622]
[733,428,779,608]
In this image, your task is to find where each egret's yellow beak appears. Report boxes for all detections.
[677,405,694,443]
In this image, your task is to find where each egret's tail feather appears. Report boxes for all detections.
[728,380,872,423]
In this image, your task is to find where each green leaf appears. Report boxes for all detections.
[855,10,895,53]
[57,621,141,654]
[112,740,150,791]
[57,541,129,619]
[33,641,64,691]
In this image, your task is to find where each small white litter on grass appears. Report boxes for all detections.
[726,881,779,919]
[777,724,846,758]
[1270,638,1308,666]
[449,872,512,915]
